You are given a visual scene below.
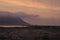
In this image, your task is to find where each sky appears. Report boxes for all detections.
[0,0,60,25]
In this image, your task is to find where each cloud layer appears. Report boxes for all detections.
[16,12,60,25]
[0,0,60,11]
[0,0,60,25]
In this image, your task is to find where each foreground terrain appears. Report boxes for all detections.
[0,26,60,40]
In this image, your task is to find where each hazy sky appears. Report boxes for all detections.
[0,0,60,25]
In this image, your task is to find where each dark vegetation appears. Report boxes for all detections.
[0,25,60,40]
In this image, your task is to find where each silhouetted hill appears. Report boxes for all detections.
[0,11,30,26]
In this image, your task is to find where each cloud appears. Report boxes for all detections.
[0,0,60,21]
[0,0,48,9]
[16,12,39,19]
[35,0,60,6]
[0,0,60,11]
[15,12,40,24]
[0,11,59,25]
[15,12,60,25]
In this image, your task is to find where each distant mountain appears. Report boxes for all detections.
[0,11,30,26]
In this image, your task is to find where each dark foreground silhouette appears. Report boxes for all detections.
[0,26,60,40]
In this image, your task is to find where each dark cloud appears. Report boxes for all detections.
[0,11,30,26]
[15,12,60,25]
[16,12,39,19]
[0,11,59,25]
